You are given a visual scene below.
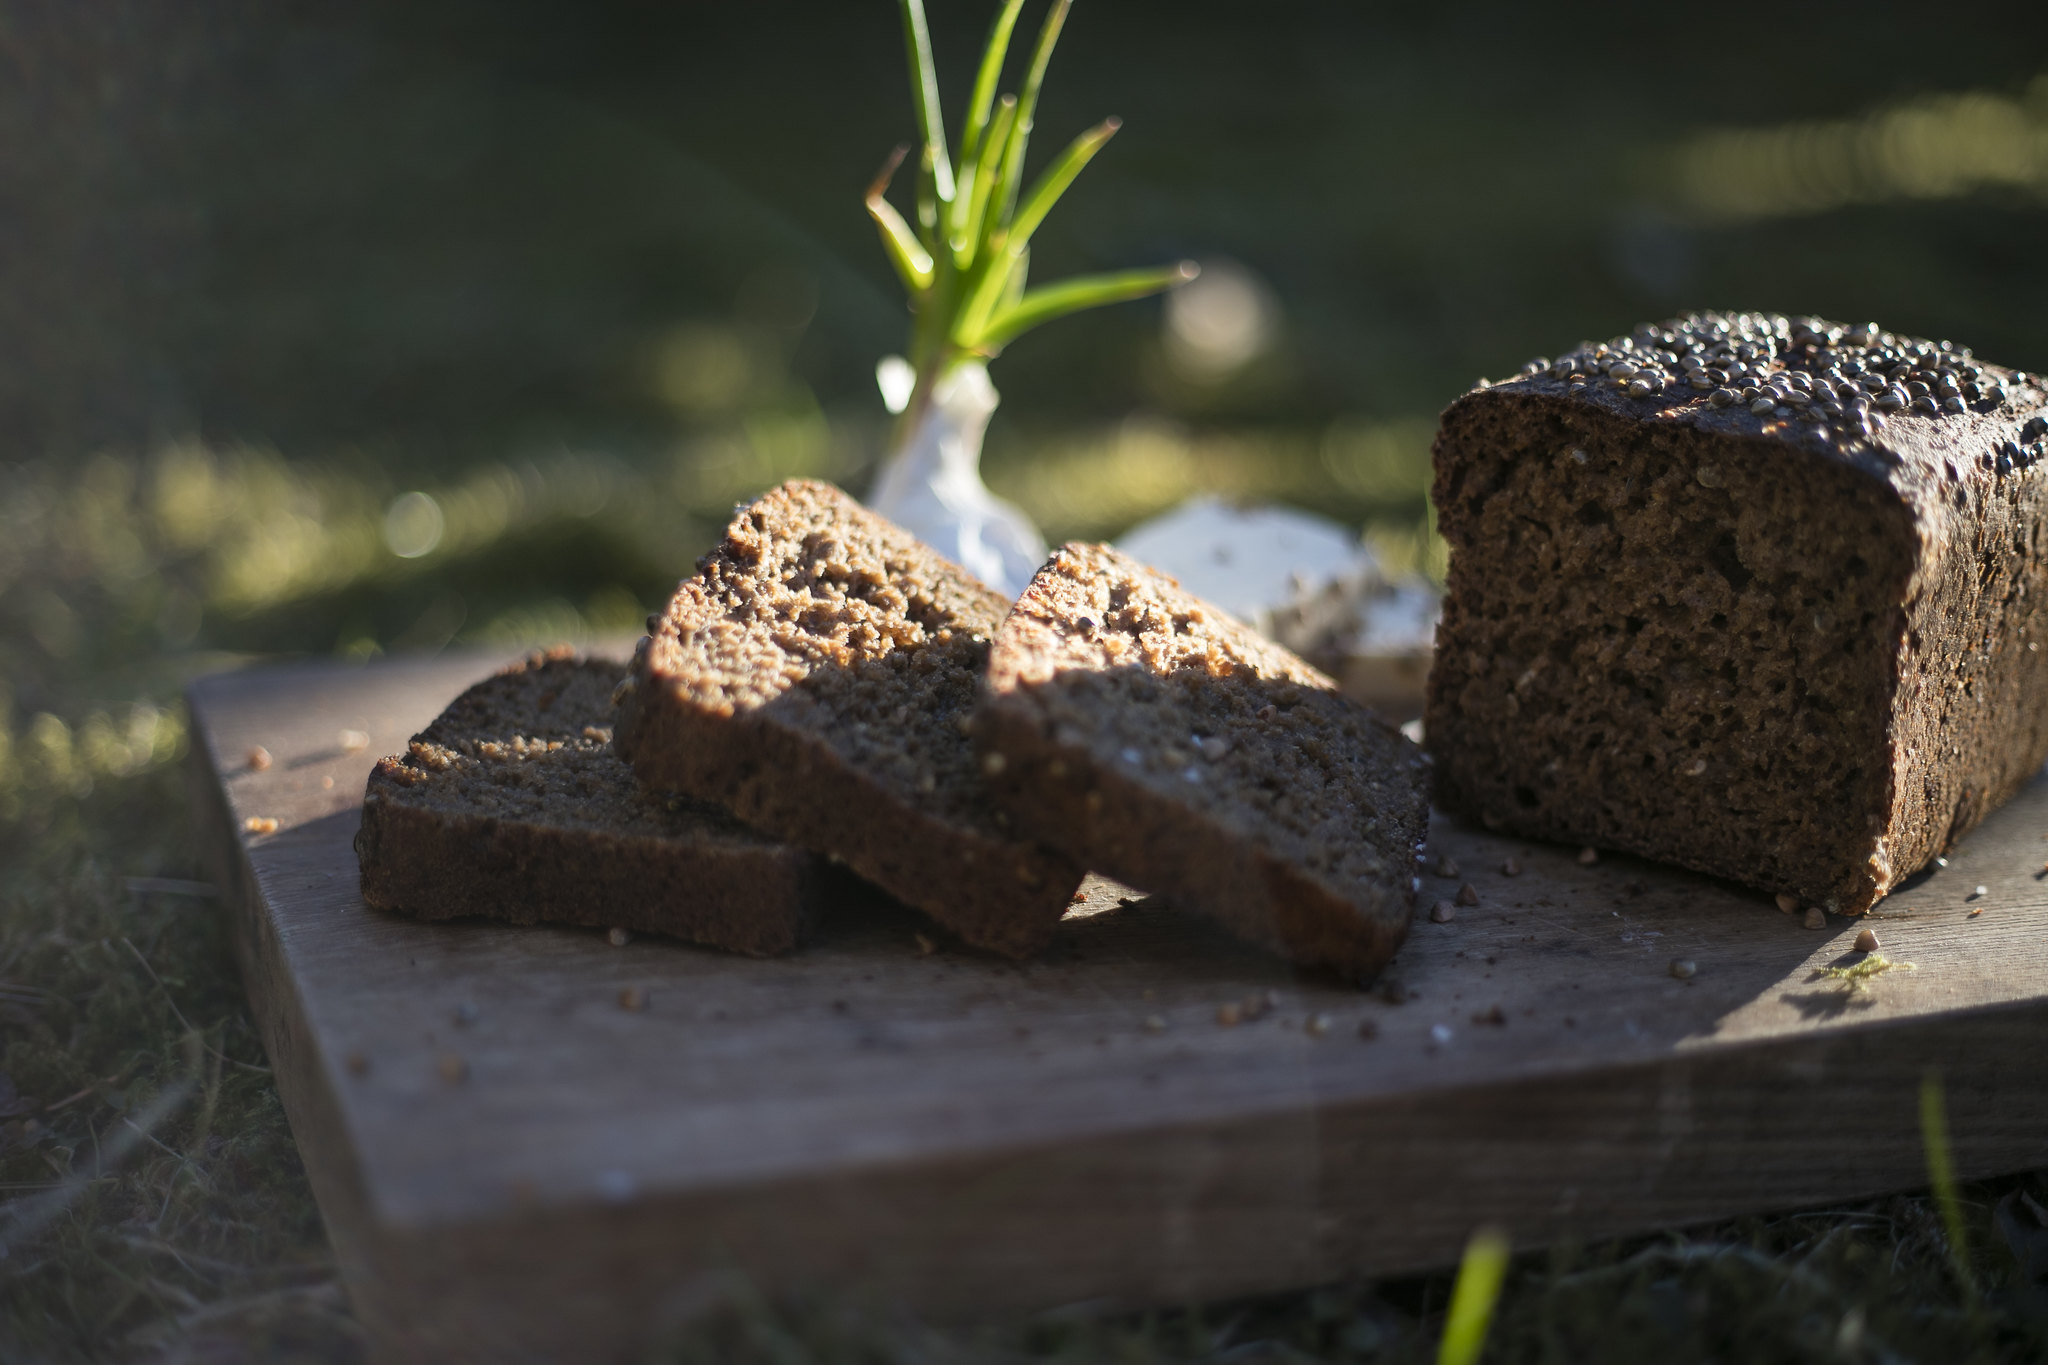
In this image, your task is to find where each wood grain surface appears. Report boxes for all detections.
[188,649,2048,1364]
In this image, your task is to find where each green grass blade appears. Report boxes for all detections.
[959,95,1018,266]
[869,197,935,295]
[994,0,1071,228]
[1001,245,1030,312]
[898,0,954,203]
[1920,1071,1979,1310]
[970,260,1196,352]
[952,244,1025,347]
[916,142,940,244]
[866,146,934,291]
[1436,1225,1511,1365]
[961,0,1028,165]
[1007,116,1120,249]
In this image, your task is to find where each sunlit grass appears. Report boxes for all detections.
[1671,72,2048,220]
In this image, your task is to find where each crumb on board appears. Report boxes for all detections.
[338,728,370,752]
[242,816,279,836]
[1776,893,1799,914]
[246,745,271,771]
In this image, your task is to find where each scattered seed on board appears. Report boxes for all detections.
[1669,959,1697,980]
[246,746,272,771]
[1501,857,1521,877]
[618,986,647,1012]
[437,1052,467,1084]
[1434,854,1461,878]
[242,816,279,836]
[1577,847,1599,866]
[1456,883,1480,907]
[1775,893,1800,914]
[338,729,370,753]
[1430,900,1456,923]
[1305,1013,1332,1037]
[1803,906,1826,930]
[1854,928,1880,952]
[607,927,631,947]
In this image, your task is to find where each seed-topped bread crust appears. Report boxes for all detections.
[1429,311,2048,914]
[976,542,1429,977]
[356,648,822,956]
[612,480,1084,958]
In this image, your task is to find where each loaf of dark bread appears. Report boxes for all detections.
[612,480,1084,958]
[1428,311,2048,915]
[976,542,1429,976]
[357,649,822,955]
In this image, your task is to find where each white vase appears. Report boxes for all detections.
[867,360,1047,599]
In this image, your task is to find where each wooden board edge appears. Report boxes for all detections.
[183,714,393,1341]
[333,992,2048,1363]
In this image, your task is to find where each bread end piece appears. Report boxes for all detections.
[1428,312,2048,913]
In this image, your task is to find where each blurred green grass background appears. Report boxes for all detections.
[7,0,2048,1358]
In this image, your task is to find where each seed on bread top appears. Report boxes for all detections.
[1472,310,2048,486]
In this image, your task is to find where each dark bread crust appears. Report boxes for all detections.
[357,649,821,956]
[613,481,1083,958]
[1428,315,2048,913]
[977,543,1428,977]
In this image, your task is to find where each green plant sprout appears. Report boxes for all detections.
[1437,1224,1511,1365]
[868,0,1196,424]
[1919,1070,1980,1312]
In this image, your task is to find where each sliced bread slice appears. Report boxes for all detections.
[612,480,1084,958]
[357,648,822,956]
[976,543,1430,976]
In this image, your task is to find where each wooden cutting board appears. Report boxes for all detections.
[189,649,2048,1364]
